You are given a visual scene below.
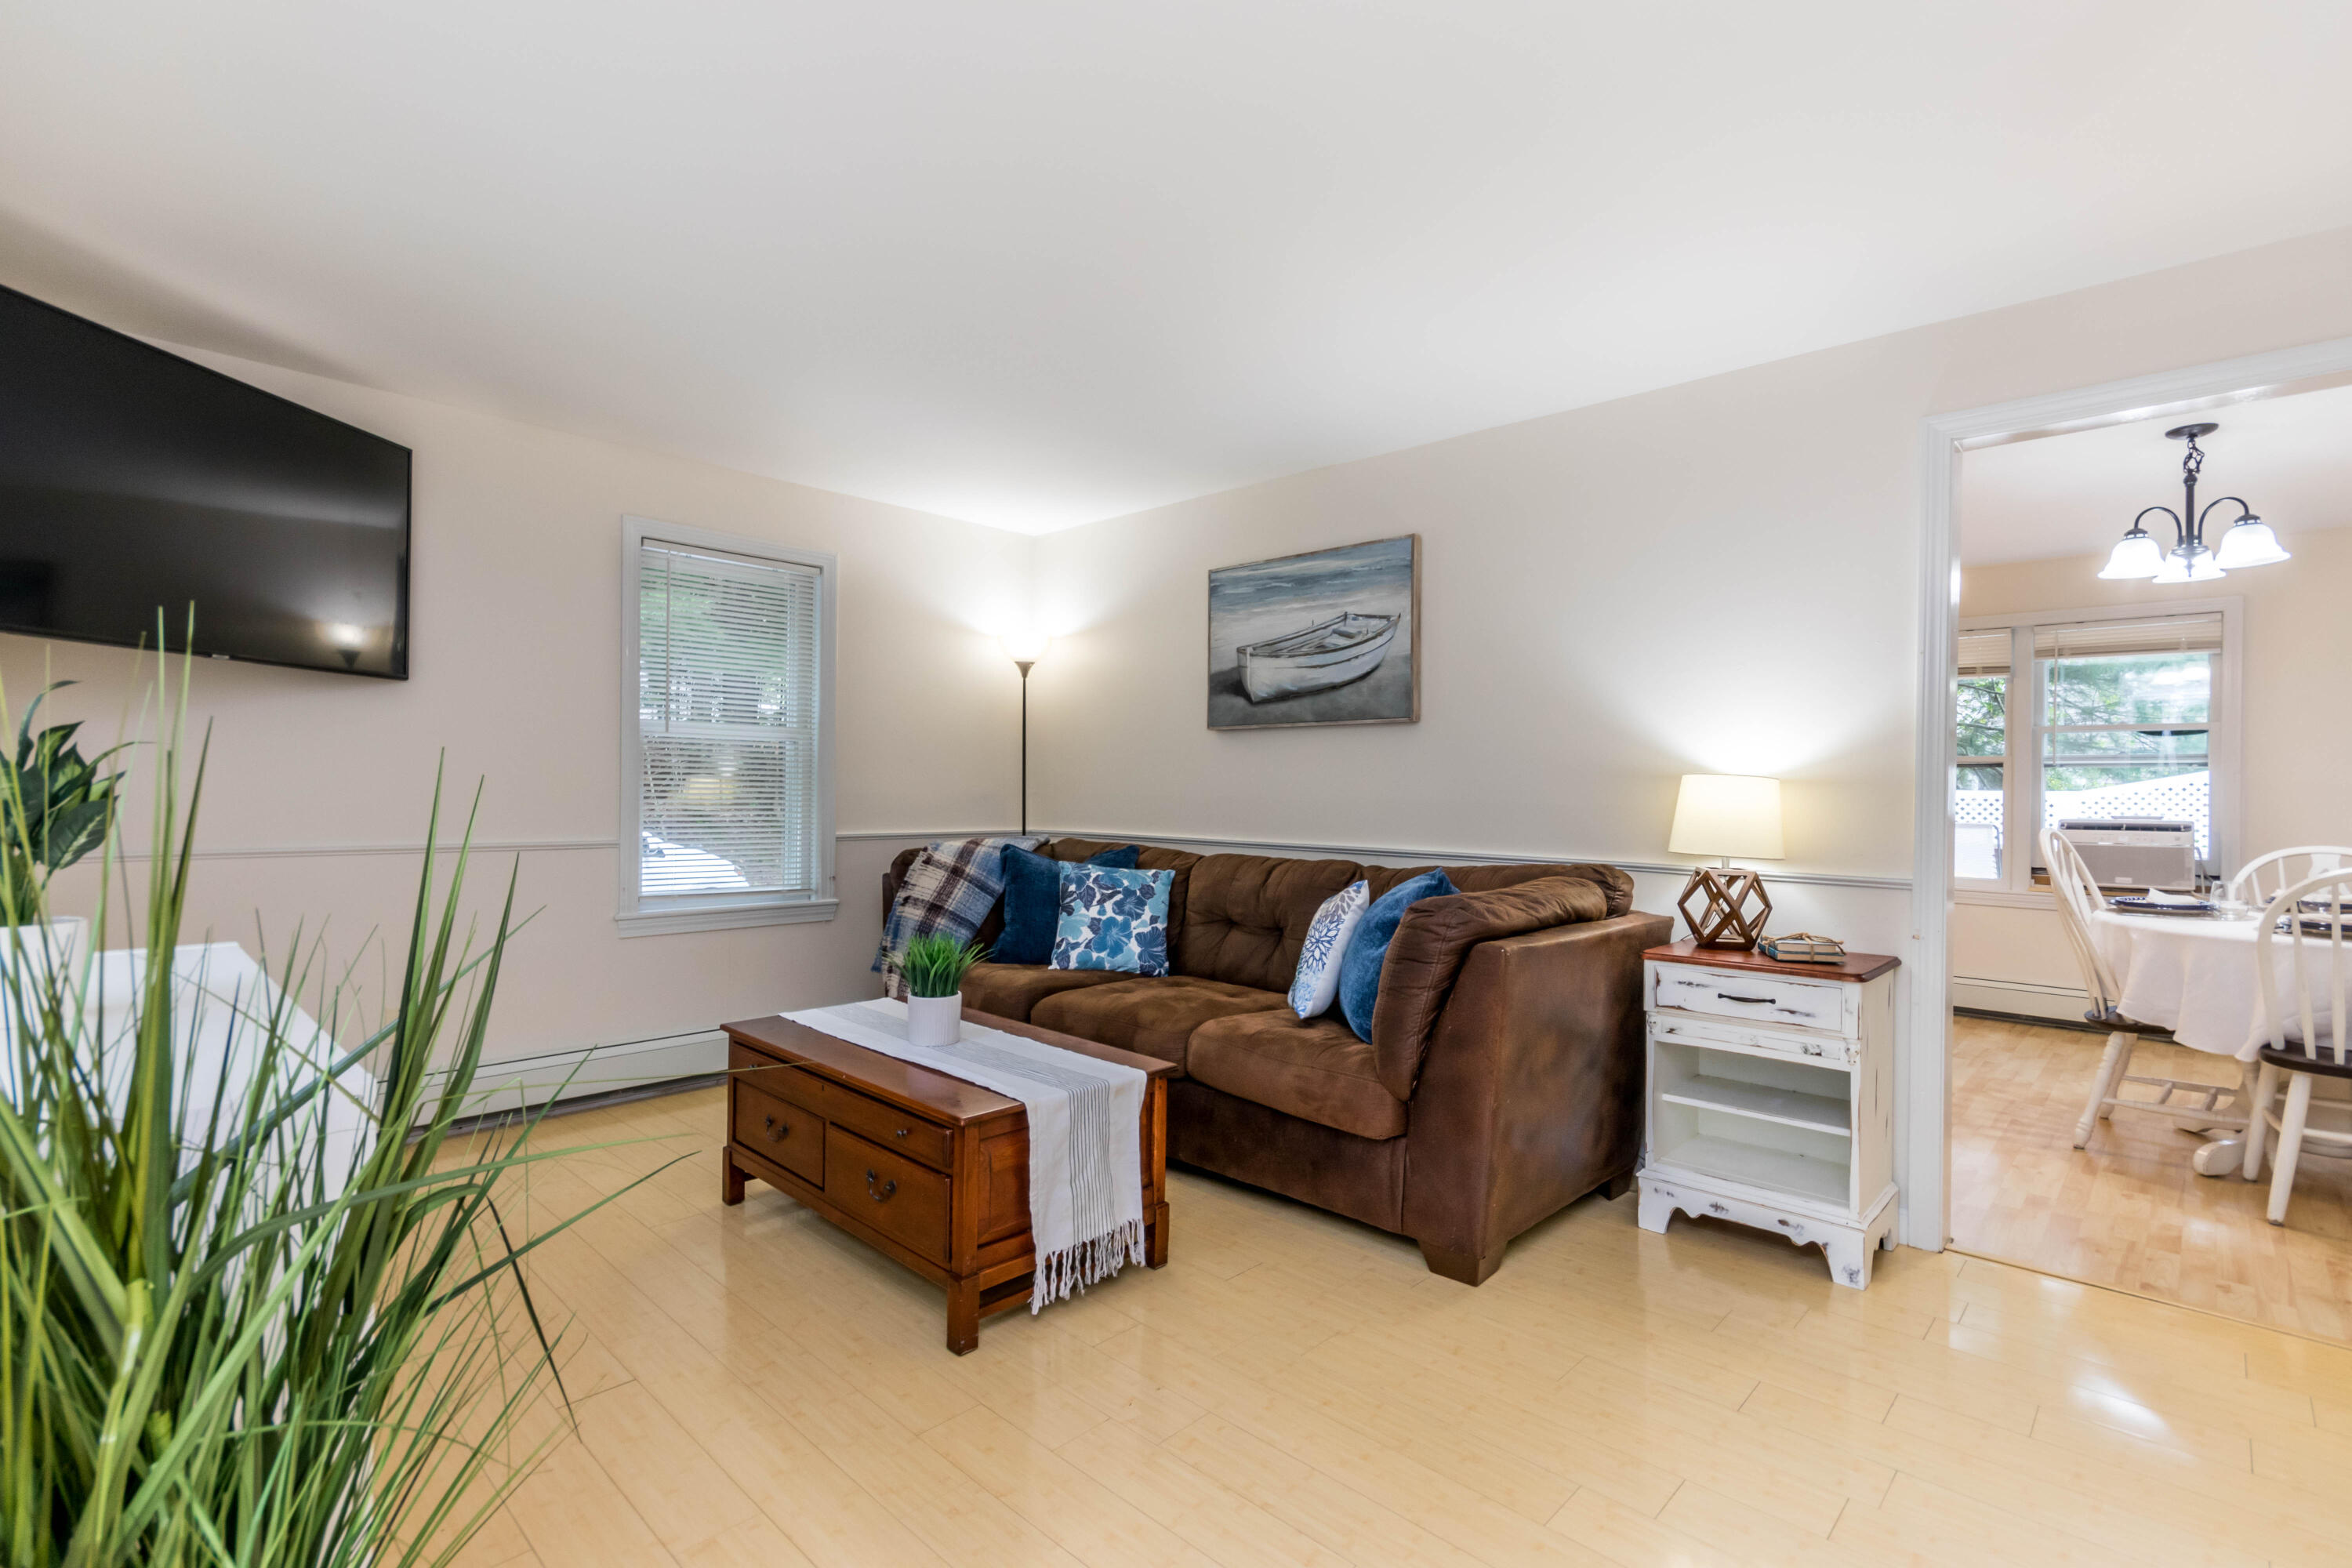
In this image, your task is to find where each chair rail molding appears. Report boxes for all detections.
[1041,829,1911,893]
[1911,331,2352,1254]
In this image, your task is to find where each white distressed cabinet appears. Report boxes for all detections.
[1635,941,1900,1288]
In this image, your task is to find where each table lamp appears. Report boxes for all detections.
[1668,774,1784,949]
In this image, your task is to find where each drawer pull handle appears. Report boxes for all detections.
[1715,992,1776,1004]
[895,1127,910,1138]
[761,1115,789,1142]
[866,1170,897,1203]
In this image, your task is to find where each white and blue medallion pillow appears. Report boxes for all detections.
[1050,863,1174,975]
[1288,880,1370,1018]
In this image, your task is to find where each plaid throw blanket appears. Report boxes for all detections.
[873,836,1040,997]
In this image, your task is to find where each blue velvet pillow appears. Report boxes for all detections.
[997,844,1138,965]
[1337,869,1457,1040]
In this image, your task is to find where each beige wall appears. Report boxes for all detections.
[9,346,1032,1069]
[1951,524,2352,996]
[1029,226,2352,975]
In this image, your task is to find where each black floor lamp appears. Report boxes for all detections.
[1003,633,1047,835]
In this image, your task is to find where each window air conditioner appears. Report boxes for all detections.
[2056,818,2199,892]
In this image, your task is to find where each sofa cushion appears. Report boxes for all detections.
[1178,853,1366,993]
[1370,877,1613,1098]
[1365,860,1635,919]
[1042,839,1202,971]
[1187,1010,1408,1140]
[1338,868,1457,1041]
[1000,843,1138,964]
[1031,975,1289,1070]
[960,962,1133,1023]
[1051,863,1174,975]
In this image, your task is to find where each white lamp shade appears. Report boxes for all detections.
[1001,629,1050,664]
[2151,549,2192,584]
[1668,774,1784,861]
[2212,517,2290,569]
[2097,532,2165,580]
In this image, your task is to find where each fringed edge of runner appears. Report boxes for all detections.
[1030,1216,1148,1313]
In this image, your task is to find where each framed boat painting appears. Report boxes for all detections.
[1207,534,1419,730]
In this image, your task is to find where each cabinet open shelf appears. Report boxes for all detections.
[1658,1073,1852,1137]
[1656,1132,1849,1207]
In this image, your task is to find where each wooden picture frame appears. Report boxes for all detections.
[1207,534,1420,731]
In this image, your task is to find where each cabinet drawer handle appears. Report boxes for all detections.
[1716,992,1776,1004]
[895,1127,910,1138]
[762,1115,789,1142]
[866,1170,897,1203]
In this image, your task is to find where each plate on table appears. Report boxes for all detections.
[2278,912,2352,938]
[2108,895,2216,917]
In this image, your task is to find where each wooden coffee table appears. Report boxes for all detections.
[720,1008,1174,1353]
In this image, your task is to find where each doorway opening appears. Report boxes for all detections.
[1921,354,2352,1339]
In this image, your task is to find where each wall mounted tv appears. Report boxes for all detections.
[0,284,410,679]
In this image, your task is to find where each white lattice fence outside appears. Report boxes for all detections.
[1953,769,2212,881]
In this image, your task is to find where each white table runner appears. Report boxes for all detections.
[783,999,1147,1312]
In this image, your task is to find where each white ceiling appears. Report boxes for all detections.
[5,3,2352,534]
[1961,380,2352,566]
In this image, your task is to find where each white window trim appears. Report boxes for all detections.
[1952,594,2241,907]
[617,515,839,936]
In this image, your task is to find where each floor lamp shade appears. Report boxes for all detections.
[1668,774,1783,948]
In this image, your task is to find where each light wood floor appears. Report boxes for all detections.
[1951,1012,2352,1343]
[443,1082,2352,1568]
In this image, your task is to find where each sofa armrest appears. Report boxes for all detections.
[1371,877,1613,1099]
[1399,909,1673,1271]
[880,846,925,916]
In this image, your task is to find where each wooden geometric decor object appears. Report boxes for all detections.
[1678,866,1772,949]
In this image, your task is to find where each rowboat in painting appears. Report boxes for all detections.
[1236,612,1399,702]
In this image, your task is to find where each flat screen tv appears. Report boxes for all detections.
[0,284,410,678]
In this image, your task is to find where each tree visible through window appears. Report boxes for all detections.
[2036,619,2216,862]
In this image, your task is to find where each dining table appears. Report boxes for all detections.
[2092,903,2340,1178]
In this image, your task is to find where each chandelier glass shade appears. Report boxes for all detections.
[2098,422,2289,584]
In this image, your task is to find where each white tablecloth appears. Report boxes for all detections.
[2093,910,2332,1062]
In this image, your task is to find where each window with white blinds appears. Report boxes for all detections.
[1953,601,2238,895]
[2032,612,2223,660]
[1955,629,2011,677]
[620,521,835,933]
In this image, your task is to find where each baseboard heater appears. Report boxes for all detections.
[418,1028,729,1124]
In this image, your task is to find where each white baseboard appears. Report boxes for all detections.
[424,1029,728,1120]
[1950,975,2090,1024]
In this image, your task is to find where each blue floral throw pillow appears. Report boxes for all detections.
[1288,880,1370,1018]
[1050,863,1173,975]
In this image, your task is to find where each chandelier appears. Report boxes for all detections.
[2098,421,2289,583]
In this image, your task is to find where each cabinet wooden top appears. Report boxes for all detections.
[1644,939,1900,984]
[723,1009,1177,1128]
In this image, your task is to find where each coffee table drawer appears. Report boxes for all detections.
[729,1045,828,1112]
[824,1083,954,1171]
[828,1127,951,1264]
[733,1081,824,1186]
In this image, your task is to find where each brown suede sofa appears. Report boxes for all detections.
[881,838,1671,1284]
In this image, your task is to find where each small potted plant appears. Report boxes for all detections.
[902,933,988,1047]
[2,681,125,970]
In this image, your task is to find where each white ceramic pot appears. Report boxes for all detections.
[905,991,964,1048]
[2,916,88,986]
